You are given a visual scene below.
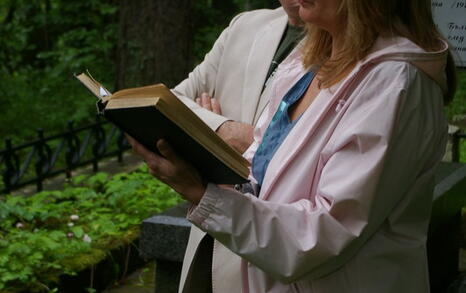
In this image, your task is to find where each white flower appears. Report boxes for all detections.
[67,232,74,238]
[70,215,79,221]
[67,222,74,227]
[15,222,24,229]
[83,234,92,243]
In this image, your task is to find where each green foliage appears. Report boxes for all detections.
[192,0,240,63]
[0,166,184,291]
[445,70,466,120]
[460,140,466,163]
[0,0,249,143]
[445,70,466,163]
[0,0,118,143]
[191,0,278,63]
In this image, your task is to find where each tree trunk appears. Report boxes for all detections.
[116,0,194,89]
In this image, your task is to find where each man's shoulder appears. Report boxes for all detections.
[230,7,286,27]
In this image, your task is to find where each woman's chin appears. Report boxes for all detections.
[298,8,317,25]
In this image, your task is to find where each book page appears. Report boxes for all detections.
[75,72,112,102]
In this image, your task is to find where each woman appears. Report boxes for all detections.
[130,0,457,292]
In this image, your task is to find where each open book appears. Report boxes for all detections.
[75,72,250,184]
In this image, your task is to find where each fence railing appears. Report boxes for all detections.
[0,117,131,194]
[0,121,465,195]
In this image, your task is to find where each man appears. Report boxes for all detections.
[172,1,304,154]
[133,1,304,292]
[174,3,304,291]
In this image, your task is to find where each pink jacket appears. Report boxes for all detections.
[189,36,449,293]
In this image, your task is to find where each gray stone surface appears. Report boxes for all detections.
[434,162,466,200]
[446,274,466,293]
[140,202,191,262]
[140,202,191,293]
[429,162,466,292]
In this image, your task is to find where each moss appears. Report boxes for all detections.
[61,248,108,273]
[57,227,140,279]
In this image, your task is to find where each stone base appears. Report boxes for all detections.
[460,207,466,272]
[154,260,183,293]
[140,202,191,293]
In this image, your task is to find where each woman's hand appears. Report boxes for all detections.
[127,136,206,205]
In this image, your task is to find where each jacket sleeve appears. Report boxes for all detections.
[171,13,246,130]
[188,63,447,282]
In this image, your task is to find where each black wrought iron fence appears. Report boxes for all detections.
[0,120,465,195]
[0,116,131,194]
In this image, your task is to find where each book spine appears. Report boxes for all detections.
[96,101,106,115]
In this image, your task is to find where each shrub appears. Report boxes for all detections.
[0,165,184,291]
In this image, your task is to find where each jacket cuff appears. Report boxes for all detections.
[188,183,222,229]
[191,108,229,131]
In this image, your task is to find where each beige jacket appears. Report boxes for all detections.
[172,8,289,293]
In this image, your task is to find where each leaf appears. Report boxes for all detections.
[71,226,84,238]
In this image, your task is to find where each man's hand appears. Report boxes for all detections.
[196,93,222,114]
[127,135,205,205]
[217,121,254,154]
[196,93,254,153]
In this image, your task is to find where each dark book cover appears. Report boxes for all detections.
[102,103,249,185]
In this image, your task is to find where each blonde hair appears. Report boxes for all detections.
[302,0,457,104]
